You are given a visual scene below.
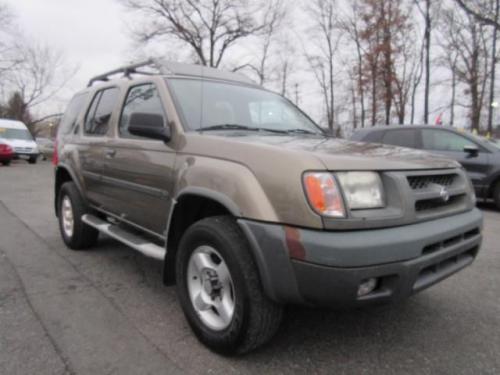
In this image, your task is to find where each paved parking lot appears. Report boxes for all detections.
[1,161,500,374]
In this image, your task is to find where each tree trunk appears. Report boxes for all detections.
[450,62,456,126]
[354,36,366,128]
[329,44,335,133]
[424,0,431,124]
[487,0,499,135]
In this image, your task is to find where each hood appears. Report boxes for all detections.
[0,138,38,149]
[209,134,459,171]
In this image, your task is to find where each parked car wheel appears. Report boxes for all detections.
[57,182,98,250]
[1,160,10,166]
[28,155,38,164]
[494,181,500,210]
[176,216,283,355]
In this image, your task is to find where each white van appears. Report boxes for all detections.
[0,119,40,164]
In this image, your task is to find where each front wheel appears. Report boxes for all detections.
[176,216,283,355]
[28,155,37,164]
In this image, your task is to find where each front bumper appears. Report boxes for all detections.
[14,152,39,159]
[238,208,483,307]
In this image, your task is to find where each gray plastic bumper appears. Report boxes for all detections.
[238,208,483,307]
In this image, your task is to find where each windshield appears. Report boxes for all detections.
[167,78,323,135]
[0,127,33,141]
[486,138,500,150]
[474,135,500,151]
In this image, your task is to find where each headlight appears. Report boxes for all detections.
[336,172,384,210]
[303,172,345,217]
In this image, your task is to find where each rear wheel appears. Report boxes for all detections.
[176,216,283,355]
[58,182,98,249]
[493,182,500,210]
[1,160,10,166]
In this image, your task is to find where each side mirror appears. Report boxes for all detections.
[463,144,479,157]
[128,113,170,142]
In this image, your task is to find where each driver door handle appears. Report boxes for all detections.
[105,148,116,158]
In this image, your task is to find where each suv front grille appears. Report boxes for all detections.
[403,170,469,219]
[407,174,456,190]
[14,147,33,153]
[415,194,465,212]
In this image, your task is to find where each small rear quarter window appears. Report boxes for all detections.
[58,93,89,136]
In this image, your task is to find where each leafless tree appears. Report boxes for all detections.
[454,0,500,28]
[338,0,367,128]
[121,0,280,68]
[305,0,341,134]
[392,20,420,125]
[232,0,286,87]
[454,0,499,134]
[357,0,414,126]
[439,4,491,131]
[0,3,20,82]
[413,0,433,124]
[3,42,75,129]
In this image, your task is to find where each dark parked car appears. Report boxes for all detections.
[351,125,500,209]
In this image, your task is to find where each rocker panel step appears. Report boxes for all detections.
[82,214,166,260]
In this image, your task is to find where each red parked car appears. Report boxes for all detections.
[0,142,13,166]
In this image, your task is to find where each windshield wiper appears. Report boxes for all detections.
[199,124,320,136]
[199,124,258,132]
[199,124,288,134]
[284,128,320,135]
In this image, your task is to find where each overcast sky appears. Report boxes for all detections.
[4,0,328,120]
[6,0,133,111]
[4,0,476,129]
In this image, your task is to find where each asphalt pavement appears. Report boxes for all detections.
[0,160,499,375]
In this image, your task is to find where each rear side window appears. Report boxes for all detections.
[58,93,88,136]
[382,129,417,148]
[119,83,166,138]
[84,87,120,136]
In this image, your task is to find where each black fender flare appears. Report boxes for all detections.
[54,163,87,216]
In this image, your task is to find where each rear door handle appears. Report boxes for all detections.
[105,149,116,158]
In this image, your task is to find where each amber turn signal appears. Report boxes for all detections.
[303,172,345,218]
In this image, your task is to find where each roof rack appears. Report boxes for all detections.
[87,58,255,87]
[87,59,164,87]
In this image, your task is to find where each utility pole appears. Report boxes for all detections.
[294,83,299,106]
[488,0,500,136]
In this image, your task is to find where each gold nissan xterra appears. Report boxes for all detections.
[54,60,483,355]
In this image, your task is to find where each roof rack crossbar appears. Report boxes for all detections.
[87,59,160,87]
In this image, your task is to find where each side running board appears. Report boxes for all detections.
[82,214,166,260]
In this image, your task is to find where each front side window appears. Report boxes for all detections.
[119,83,166,138]
[422,129,476,152]
[167,78,322,134]
[84,87,119,136]
[382,129,417,148]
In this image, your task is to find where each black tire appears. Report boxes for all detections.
[175,216,283,355]
[1,160,10,166]
[28,156,37,164]
[57,181,98,250]
[493,182,500,210]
